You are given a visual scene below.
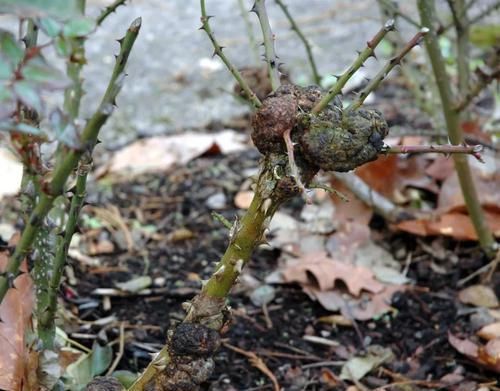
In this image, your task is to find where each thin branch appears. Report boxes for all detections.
[311,20,395,115]
[383,143,484,161]
[441,0,500,33]
[448,0,470,101]
[200,0,262,108]
[418,0,495,255]
[252,0,281,91]
[275,0,321,84]
[377,0,421,28]
[454,52,500,112]
[0,17,142,304]
[333,172,412,223]
[237,0,260,65]
[346,27,429,112]
[96,0,127,26]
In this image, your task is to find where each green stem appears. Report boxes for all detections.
[275,0,321,84]
[441,0,500,33]
[237,0,260,65]
[38,166,89,348]
[96,0,127,26]
[311,20,395,115]
[253,0,281,91]
[129,154,300,390]
[346,28,429,112]
[0,17,142,304]
[418,0,495,255]
[200,0,261,108]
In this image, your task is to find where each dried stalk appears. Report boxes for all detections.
[200,0,262,108]
[417,0,495,255]
[0,17,142,304]
[252,0,281,91]
[311,20,395,115]
[275,0,321,84]
[383,143,484,160]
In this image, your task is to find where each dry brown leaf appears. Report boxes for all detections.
[101,130,248,179]
[448,333,500,373]
[325,222,371,262]
[458,285,499,308]
[425,156,455,181]
[395,211,500,240]
[281,251,384,296]
[0,251,34,391]
[438,169,500,214]
[477,322,500,341]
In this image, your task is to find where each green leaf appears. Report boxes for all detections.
[0,54,13,79]
[0,30,23,67]
[0,84,15,119]
[112,370,138,388]
[49,109,82,149]
[38,17,62,37]
[54,36,71,57]
[13,80,43,112]
[63,17,96,38]
[0,120,42,135]
[0,0,82,20]
[90,343,113,377]
[21,56,70,89]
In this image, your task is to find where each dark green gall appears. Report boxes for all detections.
[300,108,389,172]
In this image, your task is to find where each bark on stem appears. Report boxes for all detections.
[383,143,483,161]
[417,0,495,255]
[96,0,127,26]
[0,18,141,304]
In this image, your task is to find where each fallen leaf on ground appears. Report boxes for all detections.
[280,251,384,296]
[340,345,394,381]
[477,322,500,341]
[395,211,500,240]
[100,130,249,179]
[0,251,34,391]
[0,147,23,202]
[448,333,500,373]
[458,285,499,308]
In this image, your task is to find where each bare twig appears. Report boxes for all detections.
[200,0,262,108]
[106,322,125,375]
[311,20,395,115]
[252,0,281,91]
[383,143,484,161]
[275,0,321,84]
[377,0,421,28]
[97,0,127,26]
[346,27,429,112]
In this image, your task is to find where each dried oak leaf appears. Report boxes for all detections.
[280,251,384,296]
[0,251,34,391]
[448,333,500,373]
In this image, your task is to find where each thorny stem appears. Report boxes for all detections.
[200,0,262,108]
[129,154,299,390]
[454,49,500,112]
[38,164,90,348]
[418,0,495,255]
[252,0,281,91]
[96,0,127,26]
[0,18,141,304]
[377,0,421,28]
[448,0,470,108]
[346,28,429,112]
[237,0,260,65]
[383,143,484,161]
[275,0,321,84]
[441,0,500,34]
[311,20,395,115]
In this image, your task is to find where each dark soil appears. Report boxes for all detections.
[64,137,499,390]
